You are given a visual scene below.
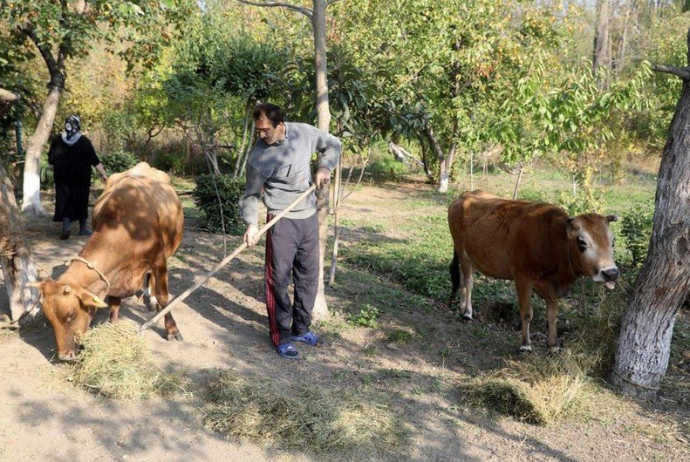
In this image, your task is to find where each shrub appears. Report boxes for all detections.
[620,206,654,267]
[100,150,139,174]
[368,155,408,179]
[152,150,187,176]
[193,173,246,234]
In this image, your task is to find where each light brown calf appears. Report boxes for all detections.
[448,190,619,352]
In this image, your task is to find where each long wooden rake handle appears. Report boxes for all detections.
[138,184,317,335]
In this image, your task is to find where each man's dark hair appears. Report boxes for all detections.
[253,103,285,127]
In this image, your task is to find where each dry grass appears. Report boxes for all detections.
[203,372,409,456]
[462,350,596,426]
[68,323,185,400]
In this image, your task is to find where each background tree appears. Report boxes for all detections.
[0,0,193,214]
[236,0,341,320]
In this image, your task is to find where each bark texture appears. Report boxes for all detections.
[611,28,690,398]
[0,162,42,325]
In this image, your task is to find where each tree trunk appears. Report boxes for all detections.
[0,162,42,325]
[312,0,332,320]
[233,101,252,178]
[611,34,690,398]
[328,156,342,285]
[22,85,62,215]
[512,162,524,200]
[593,0,611,89]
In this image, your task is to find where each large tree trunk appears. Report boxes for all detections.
[611,31,690,398]
[312,0,331,320]
[22,81,63,215]
[0,162,42,326]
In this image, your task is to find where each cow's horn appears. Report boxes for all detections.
[26,282,42,289]
[63,285,72,294]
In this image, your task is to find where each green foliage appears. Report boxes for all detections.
[102,111,137,153]
[152,150,187,176]
[620,206,654,267]
[368,155,408,179]
[193,174,245,235]
[100,150,140,175]
[347,304,380,329]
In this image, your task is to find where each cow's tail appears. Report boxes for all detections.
[449,249,461,310]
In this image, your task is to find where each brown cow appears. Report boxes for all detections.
[32,162,184,361]
[448,190,619,353]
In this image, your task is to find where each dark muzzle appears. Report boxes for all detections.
[602,268,620,282]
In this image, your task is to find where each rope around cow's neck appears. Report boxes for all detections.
[70,256,111,292]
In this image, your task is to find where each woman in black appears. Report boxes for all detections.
[48,115,108,239]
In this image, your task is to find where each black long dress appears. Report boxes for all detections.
[48,135,101,222]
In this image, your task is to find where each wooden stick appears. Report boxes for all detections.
[138,184,317,335]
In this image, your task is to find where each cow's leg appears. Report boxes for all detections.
[516,279,534,353]
[546,299,560,353]
[151,260,183,342]
[109,297,121,323]
[142,272,158,312]
[459,251,474,321]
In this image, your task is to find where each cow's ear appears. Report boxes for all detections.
[74,287,109,309]
[606,214,618,223]
[566,217,581,238]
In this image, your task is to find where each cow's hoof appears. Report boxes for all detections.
[58,351,79,362]
[167,331,184,342]
[144,296,158,312]
[518,345,533,354]
[547,346,561,355]
[461,313,473,323]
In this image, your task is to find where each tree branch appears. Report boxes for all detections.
[21,23,63,86]
[651,63,690,80]
[236,0,312,19]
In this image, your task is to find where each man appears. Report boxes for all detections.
[240,103,341,359]
[48,115,108,239]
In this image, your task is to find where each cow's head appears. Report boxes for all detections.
[567,214,619,289]
[30,279,108,361]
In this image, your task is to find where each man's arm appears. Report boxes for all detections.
[312,128,342,188]
[239,163,267,247]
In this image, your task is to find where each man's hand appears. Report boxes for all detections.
[243,224,260,247]
[315,167,331,189]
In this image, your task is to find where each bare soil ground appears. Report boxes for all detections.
[1,181,689,461]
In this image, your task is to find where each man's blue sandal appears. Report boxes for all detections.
[291,331,320,346]
[277,343,300,359]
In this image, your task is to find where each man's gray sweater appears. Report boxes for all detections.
[240,122,341,227]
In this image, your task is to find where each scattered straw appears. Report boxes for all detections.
[203,372,408,456]
[461,350,593,425]
[69,323,183,400]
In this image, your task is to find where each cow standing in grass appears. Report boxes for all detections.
[448,190,619,353]
[31,162,184,361]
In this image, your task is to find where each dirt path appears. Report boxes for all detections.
[1,182,689,461]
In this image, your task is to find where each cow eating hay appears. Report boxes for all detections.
[31,162,184,361]
[448,190,619,352]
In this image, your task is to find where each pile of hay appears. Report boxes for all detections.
[461,350,593,425]
[203,372,408,456]
[69,323,180,400]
